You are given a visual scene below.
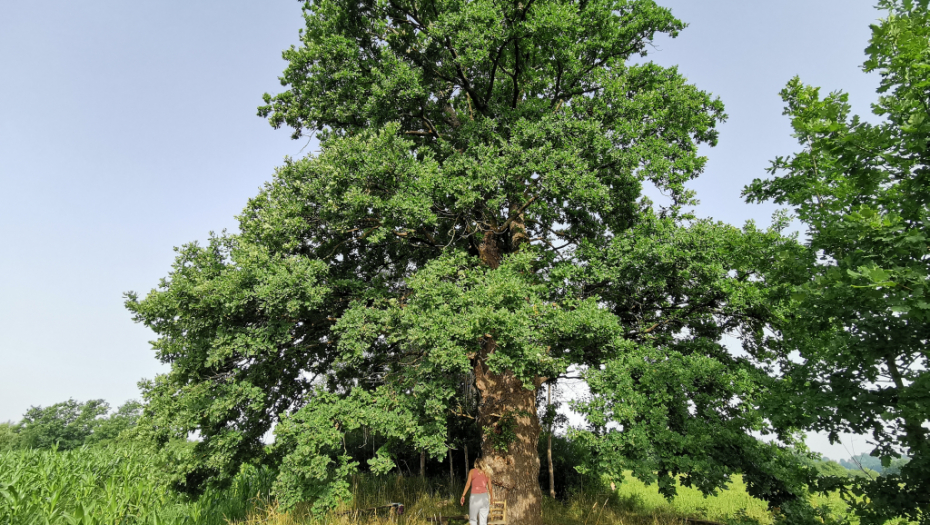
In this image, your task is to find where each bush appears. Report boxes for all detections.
[538,432,603,498]
[0,421,20,452]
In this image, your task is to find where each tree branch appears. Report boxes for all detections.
[493,195,537,233]
[486,37,515,103]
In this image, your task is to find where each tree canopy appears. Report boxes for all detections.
[127,0,819,522]
[11,399,142,451]
[18,399,109,451]
[744,1,930,522]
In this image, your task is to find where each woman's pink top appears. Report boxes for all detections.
[471,469,489,494]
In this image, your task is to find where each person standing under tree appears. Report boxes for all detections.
[460,458,495,525]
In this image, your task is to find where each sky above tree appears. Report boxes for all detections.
[0,0,883,459]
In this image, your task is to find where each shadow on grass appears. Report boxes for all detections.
[230,475,772,525]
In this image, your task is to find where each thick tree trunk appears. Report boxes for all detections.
[475,337,543,525]
[473,223,543,524]
[478,233,502,269]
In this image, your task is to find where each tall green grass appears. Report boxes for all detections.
[0,444,273,524]
[0,446,857,525]
[612,474,773,524]
[233,473,858,525]
[230,474,775,525]
[611,472,859,525]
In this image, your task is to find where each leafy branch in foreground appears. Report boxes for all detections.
[745,1,930,522]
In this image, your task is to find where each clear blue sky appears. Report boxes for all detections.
[0,0,882,460]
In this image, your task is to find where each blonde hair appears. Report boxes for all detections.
[475,458,488,471]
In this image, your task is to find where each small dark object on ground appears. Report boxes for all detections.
[337,503,405,516]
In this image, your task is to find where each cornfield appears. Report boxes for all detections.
[0,444,273,525]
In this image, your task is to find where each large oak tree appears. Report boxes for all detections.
[128,0,811,522]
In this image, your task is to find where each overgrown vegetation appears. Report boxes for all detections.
[211,471,859,525]
[0,400,891,525]
[0,443,274,525]
[0,442,859,525]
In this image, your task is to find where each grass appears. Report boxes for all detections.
[612,474,773,524]
[1,445,855,525]
[232,473,857,525]
[231,474,776,525]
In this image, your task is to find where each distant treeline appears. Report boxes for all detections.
[0,398,142,451]
[829,453,911,476]
[1,397,911,488]
[0,397,602,497]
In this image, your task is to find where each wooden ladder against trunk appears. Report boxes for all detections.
[488,499,507,524]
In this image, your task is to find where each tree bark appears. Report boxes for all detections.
[420,449,426,477]
[547,382,555,499]
[475,336,543,525]
[474,221,543,524]
[464,444,469,480]
[509,201,530,249]
[478,233,502,269]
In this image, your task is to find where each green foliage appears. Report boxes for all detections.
[125,237,331,495]
[483,409,522,453]
[743,1,930,522]
[834,453,909,478]
[0,421,20,452]
[232,474,798,525]
[11,399,144,451]
[536,432,600,496]
[837,453,885,475]
[797,455,877,481]
[883,456,911,476]
[812,459,852,479]
[566,215,814,508]
[128,0,815,516]
[18,399,110,451]
[613,472,778,524]
[86,400,144,445]
[0,443,273,524]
